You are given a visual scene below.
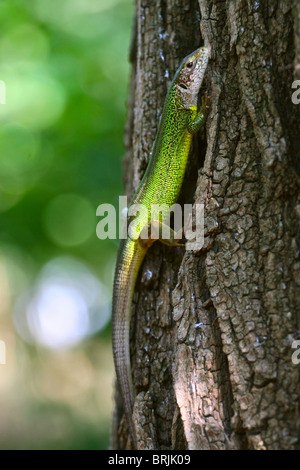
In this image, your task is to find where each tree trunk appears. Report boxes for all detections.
[111,0,300,450]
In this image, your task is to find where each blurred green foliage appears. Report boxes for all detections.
[0,0,134,449]
[0,0,133,276]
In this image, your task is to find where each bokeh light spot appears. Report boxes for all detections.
[0,23,50,64]
[43,193,95,247]
[13,257,111,350]
[1,72,66,131]
[28,284,89,350]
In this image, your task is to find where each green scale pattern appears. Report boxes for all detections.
[112,46,209,448]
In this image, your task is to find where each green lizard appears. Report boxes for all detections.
[112,46,209,448]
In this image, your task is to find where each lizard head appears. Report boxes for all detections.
[174,46,209,108]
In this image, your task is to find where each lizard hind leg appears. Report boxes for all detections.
[139,220,185,248]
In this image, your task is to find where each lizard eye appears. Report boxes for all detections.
[179,83,187,90]
[186,61,193,68]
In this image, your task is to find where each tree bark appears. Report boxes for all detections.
[112,0,300,450]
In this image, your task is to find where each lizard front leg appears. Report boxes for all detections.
[187,92,210,134]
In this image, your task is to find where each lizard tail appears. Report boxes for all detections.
[111,238,147,448]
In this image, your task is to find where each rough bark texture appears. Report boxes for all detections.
[112,0,300,450]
